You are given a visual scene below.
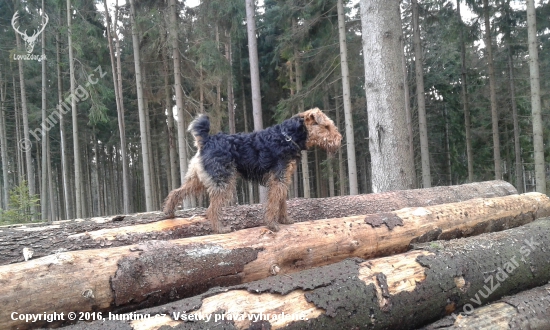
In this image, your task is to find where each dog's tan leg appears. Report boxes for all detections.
[206,176,235,234]
[265,174,291,231]
[278,161,296,225]
[163,169,204,218]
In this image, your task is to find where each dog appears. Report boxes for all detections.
[163,108,342,233]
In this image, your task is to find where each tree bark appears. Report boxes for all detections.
[526,0,546,195]
[226,31,236,135]
[412,0,431,188]
[245,0,266,203]
[162,47,178,191]
[41,0,49,221]
[335,94,346,196]
[67,0,86,218]
[323,85,335,197]
[444,105,452,185]
[56,24,71,220]
[337,0,358,195]
[0,180,516,265]
[0,71,9,209]
[47,134,56,220]
[13,75,23,186]
[482,0,502,180]
[423,283,550,329]
[240,60,254,203]
[295,50,310,199]
[113,1,131,213]
[104,0,130,213]
[401,31,415,179]
[129,0,154,211]
[423,285,550,330]
[16,218,550,330]
[168,0,190,209]
[15,21,37,219]
[361,0,415,192]
[457,0,474,183]
[507,47,523,194]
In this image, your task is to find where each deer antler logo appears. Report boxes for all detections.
[11,11,49,54]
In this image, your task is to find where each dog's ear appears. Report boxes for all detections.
[304,108,327,126]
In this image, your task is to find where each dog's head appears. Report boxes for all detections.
[298,108,342,154]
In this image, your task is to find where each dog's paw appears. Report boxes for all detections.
[212,224,231,234]
[279,215,294,224]
[266,221,280,232]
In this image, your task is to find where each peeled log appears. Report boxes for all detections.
[62,219,550,330]
[422,283,550,330]
[0,180,516,265]
[0,193,548,330]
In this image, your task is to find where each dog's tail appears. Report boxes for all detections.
[188,114,210,149]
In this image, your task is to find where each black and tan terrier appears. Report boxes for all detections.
[163,108,342,233]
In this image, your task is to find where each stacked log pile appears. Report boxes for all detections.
[0,181,549,330]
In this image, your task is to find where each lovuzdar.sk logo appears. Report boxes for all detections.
[11,10,48,61]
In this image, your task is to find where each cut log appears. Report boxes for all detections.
[422,283,550,329]
[0,193,548,330]
[59,219,550,330]
[0,180,516,265]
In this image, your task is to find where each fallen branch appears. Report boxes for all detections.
[0,193,547,329]
[60,219,550,330]
[0,180,516,265]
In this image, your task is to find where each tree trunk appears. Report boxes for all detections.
[246,0,267,203]
[129,0,154,211]
[41,0,49,221]
[323,85,335,197]
[2,195,548,329]
[507,49,523,194]
[168,0,189,210]
[0,180,517,265]
[295,50,310,199]
[199,64,204,113]
[444,105,452,185]
[482,0,502,180]
[162,48,178,191]
[423,283,550,329]
[335,95,346,196]
[47,135,56,220]
[13,75,24,186]
[143,87,157,209]
[240,62,254,204]
[0,71,9,209]
[114,1,130,213]
[401,32,415,178]
[56,24,72,220]
[361,0,415,192]
[226,31,236,135]
[526,0,546,195]
[15,21,37,219]
[412,0,431,188]
[337,0,358,195]
[82,220,550,330]
[104,0,130,214]
[67,0,85,218]
[457,0,474,183]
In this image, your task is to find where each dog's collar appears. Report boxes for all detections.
[282,131,302,151]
